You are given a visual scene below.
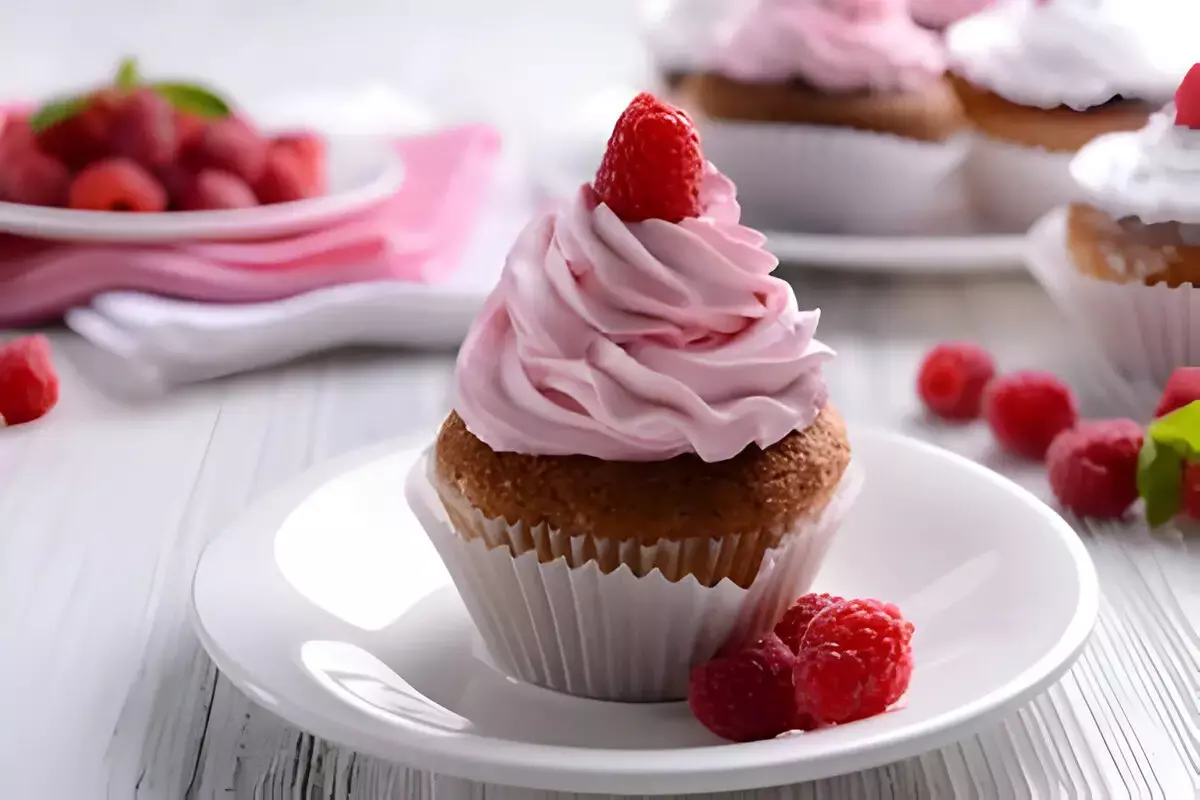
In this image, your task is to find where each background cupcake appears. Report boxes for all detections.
[679,0,971,236]
[640,0,740,95]
[911,0,995,32]
[1026,66,1200,387]
[948,0,1195,232]
[406,93,860,702]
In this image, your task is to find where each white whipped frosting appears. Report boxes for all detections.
[947,0,1197,110]
[1071,107,1200,224]
[641,0,742,73]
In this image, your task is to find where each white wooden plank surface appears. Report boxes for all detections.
[4,273,1200,798]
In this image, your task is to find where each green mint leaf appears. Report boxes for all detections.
[115,57,140,88]
[151,82,231,119]
[28,95,90,133]
[1138,400,1200,526]
[1138,437,1184,526]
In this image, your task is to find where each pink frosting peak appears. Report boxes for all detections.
[718,0,948,92]
[453,164,833,463]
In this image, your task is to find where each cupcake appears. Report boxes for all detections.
[678,0,971,235]
[641,0,741,94]
[1025,66,1200,387]
[947,0,1194,232]
[405,93,859,702]
[910,0,994,31]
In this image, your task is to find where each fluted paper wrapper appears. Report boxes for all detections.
[968,135,1077,234]
[405,452,863,702]
[1026,207,1199,387]
[697,119,971,236]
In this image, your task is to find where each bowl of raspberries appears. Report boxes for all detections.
[0,58,403,242]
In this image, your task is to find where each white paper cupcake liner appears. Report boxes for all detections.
[967,134,1078,234]
[696,119,972,236]
[405,452,863,702]
[1026,206,1200,388]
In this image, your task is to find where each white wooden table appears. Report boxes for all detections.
[2,1,1200,796]
[4,271,1200,799]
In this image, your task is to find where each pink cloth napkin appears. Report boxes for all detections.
[0,123,502,326]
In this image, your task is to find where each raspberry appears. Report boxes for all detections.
[1176,64,1200,129]
[688,633,805,742]
[271,132,326,193]
[793,599,914,726]
[67,158,168,212]
[109,88,178,168]
[0,152,70,207]
[593,92,703,223]
[1154,368,1200,418]
[774,593,844,653]
[984,371,1079,460]
[180,169,258,210]
[916,342,996,421]
[1184,462,1200,520]
[0,114,37,159]
[254,147,317,205]
[1046,419,1143,518]
[0,335,59,425]
[36,88,121,170]
[182,117,268,185]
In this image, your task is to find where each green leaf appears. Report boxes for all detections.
[114,57,140,88]
[151,82,231,119]
[1137,400,1200,526]
[28,95,90,133]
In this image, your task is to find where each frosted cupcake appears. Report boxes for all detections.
[641,0,740,94]
[947,0,1194,232]
[679,0,970,235]
[1026,66,1200,386]
[405,93,859,702]
[910,0,994,31]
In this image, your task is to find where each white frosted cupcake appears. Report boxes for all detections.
[1026,65,1200,386]
[948,0,1195,232]
[679,0,972,235]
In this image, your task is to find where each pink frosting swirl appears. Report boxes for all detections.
[910,0,993,31]
[453,165,833,463]
[717,0,948,92]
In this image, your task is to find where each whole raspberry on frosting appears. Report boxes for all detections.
[592,92,703,223]
[1175,64,1200,129]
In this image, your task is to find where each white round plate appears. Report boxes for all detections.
[190,429,1098,796]
[0,134,403,243]
[532,86,1025,274]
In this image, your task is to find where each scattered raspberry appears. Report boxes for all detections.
[1184,462,1200,520]
[916,342,996,421]
[254,147,317,205]
[0,335,59,426]
[0,114,37,159]
[181,117,267,185]
[173,110,206,151]
[271,132,326,193]
[593,92,703,223]
[1176,64,1200,129]
[688,633,804,742]
[793,599,914,727]
[180,169,258,210]
[1155,367,1200,418]
[984,371,1079,460]
[109,88,178,168]
[67,158,168,212]
[774,593,844,653]
[36,88,121,170]
[1046,419,1143,518]
[0,152,70,207]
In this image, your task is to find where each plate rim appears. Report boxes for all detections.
[0,133,404,243]
[190,428,1099,794]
